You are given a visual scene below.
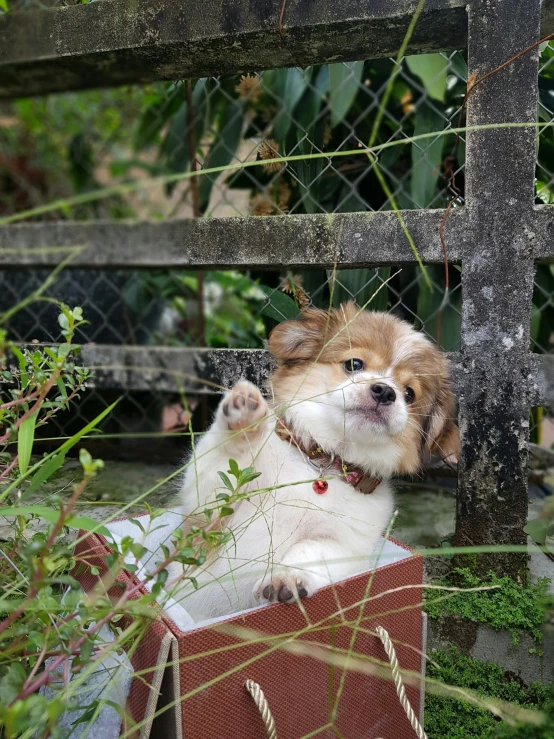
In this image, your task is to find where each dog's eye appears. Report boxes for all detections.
[404,386,415,404]
[343,358,365,373]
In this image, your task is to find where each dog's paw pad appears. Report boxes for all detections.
[221,381,268,432]
[256,574,312,604]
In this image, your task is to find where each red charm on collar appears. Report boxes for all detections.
[312,479,328,494]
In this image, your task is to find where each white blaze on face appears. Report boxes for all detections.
[325,367,409,437]
[280,361,409,455]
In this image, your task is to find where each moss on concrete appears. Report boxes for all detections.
[425,568,552,644]
[425,647,553,739]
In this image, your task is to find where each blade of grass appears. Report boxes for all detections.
[0,123,549,226]
[0,400,119,502]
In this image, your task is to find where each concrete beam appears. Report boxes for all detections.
[4,203,554,269]
[454,0,541,579]
[10,344,553,407]
[0,0,470,99]
[0,209,465,269]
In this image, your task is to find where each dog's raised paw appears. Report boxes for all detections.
[254,572,314,605]
[221,380,268,432]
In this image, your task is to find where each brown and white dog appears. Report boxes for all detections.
[168,303,459,621]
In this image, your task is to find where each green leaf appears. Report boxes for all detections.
[294,135,324,214]
[238,468,261,486]
[199,100,244,212]
[162,79,209,196]
[523,518,549,545]
[410,103,446,208]
[26,452,66,496]
[56,376,68,399]
[58,513,111,536]
[416,266,461,351]
[0,506,109,536]
[177,556,200,566]
[448,51,467,82]
[271,68,311,142]
[220,506,234,517]
[68,132,96,193]
[128,517,146,534]
[259,285,300,323]
[161,101,190,182]
[157,568,169,586]
[536,179,554,204]
[10,346,28,389]
[57,343,72,359]
[44,347,58,362]
[18,411,38,476]
[218,471,234,492]
[294,67,330,137]
[405,54,449,102]
[133,83,184,151]
[130,543,147,559]
[330,269,390,312]
[228,458,240,478]
[0,663,26,705]
[71,700,102,727]
[10,400,119,502]
[329,61,364,128]
[0,0,9,12]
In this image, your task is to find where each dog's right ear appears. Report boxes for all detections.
[268,308,330,363]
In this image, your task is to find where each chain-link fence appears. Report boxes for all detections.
[0,46,552,460]
[531,43,554,456]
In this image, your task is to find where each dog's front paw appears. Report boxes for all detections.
[221,381,268,432]
[253,571,319,605]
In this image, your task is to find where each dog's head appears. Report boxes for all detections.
[268,302,459,476]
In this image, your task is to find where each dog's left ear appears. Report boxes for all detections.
[268,308,330,363]
[425,388,460,461]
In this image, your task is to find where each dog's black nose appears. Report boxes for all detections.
[371,383,396,405]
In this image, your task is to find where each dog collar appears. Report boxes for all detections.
[275,419,381,495]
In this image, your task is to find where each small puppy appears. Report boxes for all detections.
[167,303,459,621]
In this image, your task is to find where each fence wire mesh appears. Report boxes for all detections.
[0,47,551,457]
[531,43,554,453]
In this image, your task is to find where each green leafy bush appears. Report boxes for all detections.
[0,301,269,736]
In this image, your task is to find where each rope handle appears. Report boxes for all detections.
[245,678,277,739]
[244,625,427,739]
[375,625,428,739]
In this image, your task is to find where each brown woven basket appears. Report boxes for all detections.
[74,524,425,739]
